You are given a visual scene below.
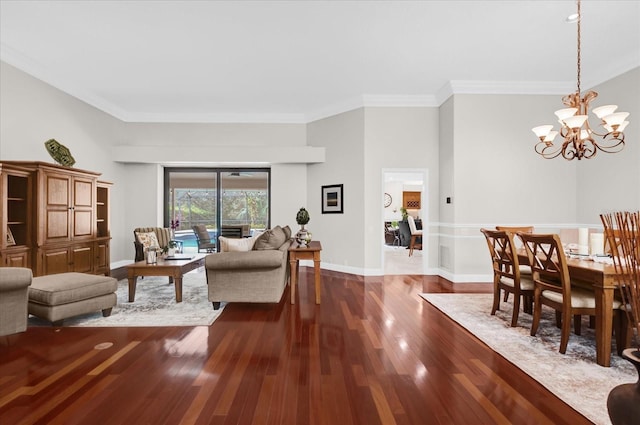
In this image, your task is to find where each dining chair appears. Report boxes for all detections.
[407,216,422,256]
[601,212,640,354]
[519,232,621,354]
[481,229,534,327]
[496,226,534,301]
[384,223,401,247]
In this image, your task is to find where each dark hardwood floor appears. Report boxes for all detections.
[0,269,593,425]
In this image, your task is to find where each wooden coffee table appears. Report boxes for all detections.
[126,253,206,303]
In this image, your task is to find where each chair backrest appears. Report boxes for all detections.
[408,216,418,234]
[480,228,522,285]
[519,233,571,299]
[134,227,171,248]
[497,226,533,249]
[192,225,212,243]
[496,226,534,234]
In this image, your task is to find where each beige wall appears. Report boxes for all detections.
[2,59,638,279]
[307,109,366,274]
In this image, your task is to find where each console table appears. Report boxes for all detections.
[288,241,322,304]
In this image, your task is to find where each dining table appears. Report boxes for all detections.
[519,250,620,367]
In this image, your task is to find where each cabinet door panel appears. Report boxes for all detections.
[42,249,70,275]
[72,245,93,273]
[95,241,109,275]
[46,176,70,205]
[1,250,30,268]
[74,210,93,237]
[46,211,70,239]
[73,179,93,207]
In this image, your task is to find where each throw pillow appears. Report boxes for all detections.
[253,225,286,250]
[219,233,262,252]
[135,231,160,249]
[282,225,292,241]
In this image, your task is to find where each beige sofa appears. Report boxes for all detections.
[0,267,32,336]
[205,226,292,309]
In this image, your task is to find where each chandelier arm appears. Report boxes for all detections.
[594,136,625,154]
[535,141,563,159]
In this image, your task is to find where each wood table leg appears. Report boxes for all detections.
[175,276,183,303]
[128,276,137,302]
[313,253,321,304]
[594,284,614,367]
[289,258,298,304]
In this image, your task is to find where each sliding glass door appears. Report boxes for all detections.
[164,168,270,252]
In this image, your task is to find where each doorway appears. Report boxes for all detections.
[382,170,427,275]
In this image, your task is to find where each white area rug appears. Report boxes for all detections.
[28,271,224,327]
[420,293,636,425]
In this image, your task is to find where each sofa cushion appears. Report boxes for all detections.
[220,233,262,252]
[135,231,160,249]
[253,226,286,251]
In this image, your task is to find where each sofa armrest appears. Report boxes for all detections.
[205,250,284,270]
[0,267,32,290]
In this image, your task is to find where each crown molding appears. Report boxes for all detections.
[3,40,637,125]
[1,42,130,121]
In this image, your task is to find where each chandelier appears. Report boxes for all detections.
[531,0,630,160]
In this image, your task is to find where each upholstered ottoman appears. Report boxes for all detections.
[29,273,118,325]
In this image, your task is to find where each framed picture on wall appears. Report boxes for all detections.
[6,227,16,246]
[321,184,343,214]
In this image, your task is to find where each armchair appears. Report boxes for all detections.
[133,227,172,261]
[0,267,32,336]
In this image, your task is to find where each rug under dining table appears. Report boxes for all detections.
[420,292,636,425]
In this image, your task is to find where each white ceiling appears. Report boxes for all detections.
[1,0,638,123]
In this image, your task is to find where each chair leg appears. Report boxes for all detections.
[559,311,572,354]
[574,314,582,336]
[555,310,562,328]
[491,283,500,316]
[409,235,416,256]
[530,297,542,336]
[510,293,520,327]
[504,292,509,302]
[523,295,533,314]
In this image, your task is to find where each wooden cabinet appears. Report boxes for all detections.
[402,191,421,209]
[0,163,33,268]
[0,161,112,276]
[94,181,112,275]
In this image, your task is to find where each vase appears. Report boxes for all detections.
[607,348,640,425]
[296,225,309,247]
[167,247,176,257]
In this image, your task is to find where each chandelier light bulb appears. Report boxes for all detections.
[563,115,588,129]
[554,108,578,120]
[603,112,630,127]
[532,125,553,139]
[592,104,618,119]
[544,130,559,143]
